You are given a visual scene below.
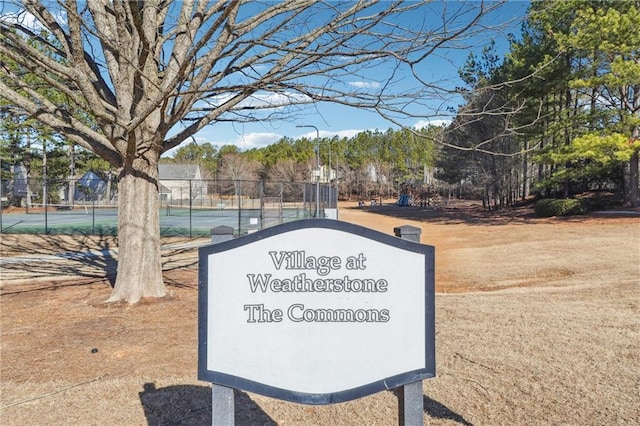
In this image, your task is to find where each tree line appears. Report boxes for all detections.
[1,124,441,204]
[160,126,440,200]
[438,0,639,209]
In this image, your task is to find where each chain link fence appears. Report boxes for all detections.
[0,177,337,236]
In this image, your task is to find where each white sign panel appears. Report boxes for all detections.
[198,219,435,405]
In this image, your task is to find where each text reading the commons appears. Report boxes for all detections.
[243,304,391,323]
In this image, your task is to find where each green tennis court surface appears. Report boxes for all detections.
[0,206,308,236]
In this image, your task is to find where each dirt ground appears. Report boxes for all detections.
[1,200,639,425]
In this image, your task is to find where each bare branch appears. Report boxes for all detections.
[1,0,525,161]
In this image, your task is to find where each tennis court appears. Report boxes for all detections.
[0,204,310,236]
[0,178,338,236]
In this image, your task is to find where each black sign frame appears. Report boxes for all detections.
[198,219,435,405]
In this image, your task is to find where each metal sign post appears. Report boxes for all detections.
[212,384,234,426]
[394,224,425,425]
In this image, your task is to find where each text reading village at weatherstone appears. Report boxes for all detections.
[243,250,391,324]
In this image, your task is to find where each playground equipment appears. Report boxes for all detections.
[397,184,445,209]
[397,194,411,206]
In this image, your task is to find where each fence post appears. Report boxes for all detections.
[279,182,284,224]
[237,180,242,235]
[393,224,424,426]
[259,180,264,230]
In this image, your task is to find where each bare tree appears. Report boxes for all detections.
[0,0,509,303]
[218,152,259,196]
[269,158,305,183]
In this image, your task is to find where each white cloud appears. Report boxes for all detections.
[329,129,364,139]
[233,132,282,149]
[1,9,65,31]
[214,128,368,150]
[207,91,312,110]
[348,81,382,89]
[296,129,365,140]
[163,132,282,156]
[414,119,450,129]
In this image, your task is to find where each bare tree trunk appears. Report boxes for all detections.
[107,161,164,303]
[630,126,639,207]
[630,150,639,208]
[522,139,530,200]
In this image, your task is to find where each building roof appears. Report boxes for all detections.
[158,164,200,180]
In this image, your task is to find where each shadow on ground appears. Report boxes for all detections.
[0,234,118,287]
[140,383,276,425]
[353,199,638,226]
[0,234,201,293]
[140,383,473,425]
[348,200,538,226]
[424,395,473,425]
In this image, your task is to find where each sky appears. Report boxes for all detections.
[181,1,531,154]
[1,0,531,155]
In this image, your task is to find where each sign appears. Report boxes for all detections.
[198,219,435,405]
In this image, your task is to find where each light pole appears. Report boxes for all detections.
[327,142,331,208]
[297,125,320,218]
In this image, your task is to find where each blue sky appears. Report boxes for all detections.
[2,1,530,154]
[183,1,531,154]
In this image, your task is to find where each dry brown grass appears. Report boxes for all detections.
[1,200,639,425]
